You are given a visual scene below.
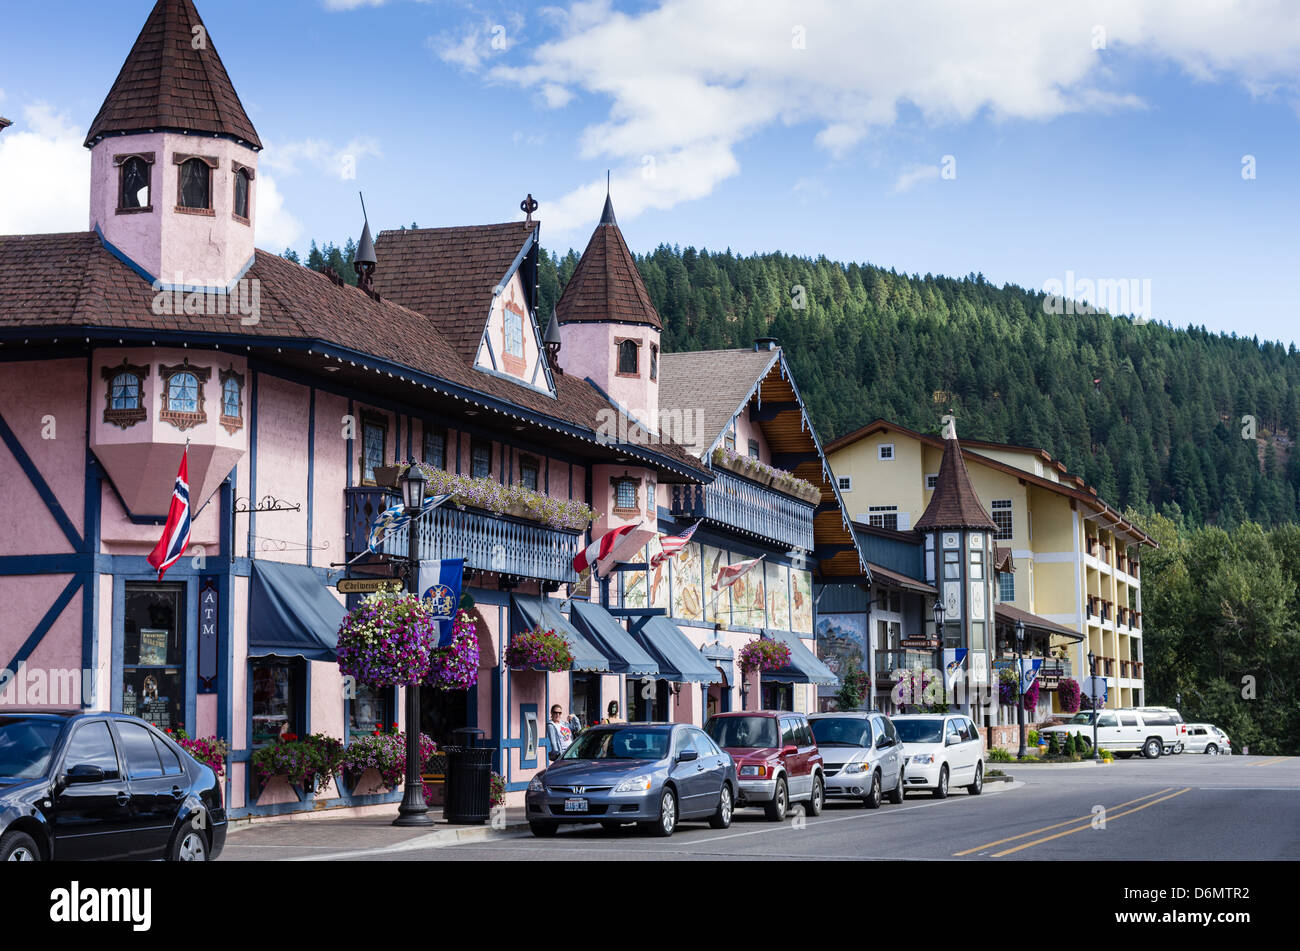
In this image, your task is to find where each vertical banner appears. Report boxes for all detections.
[1019,658,1043,694]
[419,558,463,647]
[943,647,968,689]
[198,577,219,692]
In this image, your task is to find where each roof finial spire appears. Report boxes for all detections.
[600,174,617,226]
[520,193,538,227]
[354,191,377,293]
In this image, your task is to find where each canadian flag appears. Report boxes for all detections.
[573,522,648,577]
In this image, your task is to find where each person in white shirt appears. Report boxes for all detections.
[546,704,574,761]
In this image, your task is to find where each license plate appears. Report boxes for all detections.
[564,798,588,813]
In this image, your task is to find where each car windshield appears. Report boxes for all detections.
[706,716,779,749]
[563,729,669,761]
[893,719,944,744]
[0,717,65,779]
[1068,712,1096,724]
[811,718,871,747]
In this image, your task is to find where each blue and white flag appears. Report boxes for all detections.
[1019,658,1043,694]
[366,494,451,553]
[418,558,463,647]
[942,648,968,688]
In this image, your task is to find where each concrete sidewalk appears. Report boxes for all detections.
[221,806,532,860]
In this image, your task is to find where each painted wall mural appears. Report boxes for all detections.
[671,541,704,621]
[702,545,730,625]
[815,613,867,682]
[766,561,790,631]
[790,569,813,634]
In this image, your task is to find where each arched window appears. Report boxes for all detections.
[219,367,245,434]
[119,156,152,211]
[233,168,251,220]
[101,360,149,429]
[112,373,141,410]
[168,373,200,413]
[650,344,658,381]
[617,339,639,376]
[178,157,211,210]
[158,361,210,430]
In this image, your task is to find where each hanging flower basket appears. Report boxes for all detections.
[1058,677,1081,713]
[505,627,574,672]
[399,462,597,532]
[251,732,345,796]
[336,591,439,687]
[738,637,791,672]
[425,610,480,691]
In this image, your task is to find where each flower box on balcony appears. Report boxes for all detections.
[373,465,403,488]
[711,447,821,502]
[400,463,597,532]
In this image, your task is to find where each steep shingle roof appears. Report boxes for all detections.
[84,0,261,149]
[914,437,999,532]
[553,198,661,329]
[658,348,780,456]
[372,222,537,362]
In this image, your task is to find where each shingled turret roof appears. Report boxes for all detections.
[553,196,661,329]
[85,0,262,149]
[914,436,999,532]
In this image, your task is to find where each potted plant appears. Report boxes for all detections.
[251,732,345,798]
[738,637,792,673]
[505,627,574,671]
[342,725,437,796]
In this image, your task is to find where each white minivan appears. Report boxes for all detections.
[1040,708,1180,759]
[893,714,985,798]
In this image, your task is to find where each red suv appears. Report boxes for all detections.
[704,711,825,820]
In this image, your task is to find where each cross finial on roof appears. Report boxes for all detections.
[520,193,539,226]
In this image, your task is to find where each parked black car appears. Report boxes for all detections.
[0,710,226,861]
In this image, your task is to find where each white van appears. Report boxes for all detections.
[1039,708,1181,759]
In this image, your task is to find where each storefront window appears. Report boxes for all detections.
[250,659,302,746]
[348,684,392,740]
[122,583,186,731]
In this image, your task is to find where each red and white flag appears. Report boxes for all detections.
[712,555,764,592]
[573,522,642,576]
[650,521,700,569]
[147,447,192,581]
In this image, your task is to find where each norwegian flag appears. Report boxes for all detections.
[573,522,641,576]
[712,555,764,592]
[147,447,192,581]
[649,521,700,569]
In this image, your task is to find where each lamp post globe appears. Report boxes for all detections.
[394,462,432,827]
[401,464,426,512]
[1014,619,1027,760]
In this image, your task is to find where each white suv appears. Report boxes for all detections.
[893,714,985,798]
[1184,723,1231,755]
[1040,708,1180,759]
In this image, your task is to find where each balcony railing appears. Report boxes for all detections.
[344,487,582,585]
[874,650,942,680]
[670,468,815,551]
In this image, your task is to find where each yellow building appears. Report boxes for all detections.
[826,419,1156,711]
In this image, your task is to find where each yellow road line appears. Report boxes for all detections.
[991,787,1193,857]
[952,788,1175,856]
[1249,757,1289,768]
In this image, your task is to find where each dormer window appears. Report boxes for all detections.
[219,367,245,435]
[158,361,210,431]
[101,359,149,429]
[115,153,154,213]
[232,164,253,223]
[612,474,639,514]
[617,339,639,376]
[175,154,217,214]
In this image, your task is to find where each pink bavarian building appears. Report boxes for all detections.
[0,0,868,818]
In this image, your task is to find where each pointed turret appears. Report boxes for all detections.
[553,194,661,329]
[915,433,999,532]
[85,0,261,149]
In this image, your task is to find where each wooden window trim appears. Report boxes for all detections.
[158,360,211,431]
[218,366,245,435]
[359,412,388,486]
[114,153,155,215]
[611,473,640,516]
[174,154,217,215]
[101,359,150,429]
[500,300,527,377]
[615,338,640,378]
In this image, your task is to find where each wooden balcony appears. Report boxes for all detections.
[344,486,582,585]
[670,468,815,551]
[874,649,941,680]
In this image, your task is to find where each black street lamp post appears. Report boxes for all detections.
[929,600,946,710]
[1014,619,1027,760]
[394,465,432,827]
[1087,649,1101,762]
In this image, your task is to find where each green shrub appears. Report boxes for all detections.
[987,747,1013,762]
[1028,729,1041,746]
[1047,733,1060,756]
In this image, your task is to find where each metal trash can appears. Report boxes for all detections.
[443,728,492,825]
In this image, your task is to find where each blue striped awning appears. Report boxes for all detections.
[569,601,658,676]
[510,595,610,673]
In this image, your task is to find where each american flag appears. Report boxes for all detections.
[147,447,191,581]
[649,521,700,569]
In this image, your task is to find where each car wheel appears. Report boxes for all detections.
[1142,737,1162,759]
[529,821,558,837]
[864,771,882,809]
[652,788,678,837]
[933,764,949,799]
[887,767,905,804]
[967,762,983,795]
[168,817,208,862]
[764,776,789,821]
[709,784,734,830]
[1205,744,1218,755]
[1173,743,1185,755]
[807,775,825,816]
[0,831,40,862]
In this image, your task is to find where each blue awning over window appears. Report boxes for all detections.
[510,595,610,673]
[764,629,839,686]
[569,601,658,676]
[248,561,345,662]
[630,618,722,684]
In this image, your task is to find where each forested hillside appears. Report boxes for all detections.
[289,238,1300,528]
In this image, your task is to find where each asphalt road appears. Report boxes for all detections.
[223,753,1299,862]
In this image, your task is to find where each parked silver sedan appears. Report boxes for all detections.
[809,712,906,808]
[525,723,737,837]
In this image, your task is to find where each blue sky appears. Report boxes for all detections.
[2,0,1299,343]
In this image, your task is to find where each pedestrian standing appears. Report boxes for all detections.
[546,704,574,761]
[604,700,626,724]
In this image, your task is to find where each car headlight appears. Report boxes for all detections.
[843,761,869,774]
[613,775,653,794]
[738,765,768,777]
[910,754,934,765]
[528,774,545,792]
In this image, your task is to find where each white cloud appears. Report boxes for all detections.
[253,172,304,250]
[260,136,382,181]
[479,0,1300,224]
[322,0,389,10]
[0,103,89,234]
[892,164,940,193]
[428,15,521,72]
